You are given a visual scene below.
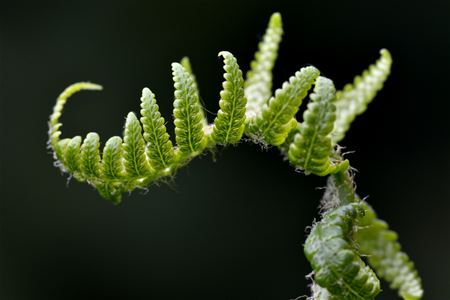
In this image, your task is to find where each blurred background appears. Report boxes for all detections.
[1,0,449,299]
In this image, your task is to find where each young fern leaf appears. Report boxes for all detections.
[123,112,152,181]
[304,203,381,300]
[288,77,349,176]
[211,51,247,144]
[355,203,424,300]
[245,12,283,119]
[80,132,102,180]
[249,66,320,146]
[48,82,102,165]
[140,88,175,172]
[332,49,392,143]
[172,63,207,157]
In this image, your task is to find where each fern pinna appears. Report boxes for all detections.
[47,12,423,299]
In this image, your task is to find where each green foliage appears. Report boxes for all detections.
[332,49,392,143]
[248,66,319,146]
[245,12,283,119]
[172,62,208,157]
[47,12,423,299]
[305,203,381,299]
[123,112,152,179]
[355,204,424,300]
[288,76,348,176]
[140,88,175,172]
[80,132,102,179]
[211,51,247,144]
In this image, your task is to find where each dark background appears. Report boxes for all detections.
[1,0,449,299]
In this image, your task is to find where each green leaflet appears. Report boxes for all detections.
[355,203,424,300]
[102,136,124,180]
[123,112,152,180]
[332,49,392,143]
[211,51,247,144]
[64,136,83,180]
[140,88,175,172]
[80,132,102,179]
[172,62,207,157]
[245,12,283,119]
[249,66,320,146]
[304,203,381,300]
[288,77,348,176]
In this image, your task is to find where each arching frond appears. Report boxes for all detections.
[332,49,392,143]
[211,51,247,144]
[48,82,102,166]
[245,12,283,119]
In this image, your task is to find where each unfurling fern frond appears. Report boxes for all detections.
[304,203,381,300]
[332,49,392,143]
[172,62,208,157]
[355,203,424,300]
[248,66,319,146]
[47,12,423,300]
[288,77,348,176]
[211,51,247,144]
[245,12,283,119]
[48,82,102,165]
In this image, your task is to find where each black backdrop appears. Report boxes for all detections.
[1,1,449,299]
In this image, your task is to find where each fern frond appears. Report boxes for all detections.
[249,66,320,146]
[288,77,348,176]
[172,63,207,157]
[245,12,283,119]
[355,203,424,300]
[304,203,381,300]
[122,112,152,180]
[140,88,175,172]
[80,132,102,180]
[332,49,392,143]
[211,51,247,144]
[48,82,102,165]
